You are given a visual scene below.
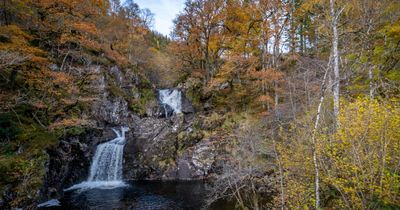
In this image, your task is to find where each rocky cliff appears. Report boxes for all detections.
[42,65,228,202]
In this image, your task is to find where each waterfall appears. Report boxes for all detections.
[159,89,182,117]
[65,127,129,191]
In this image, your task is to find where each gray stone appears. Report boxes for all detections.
[181,93,194,114]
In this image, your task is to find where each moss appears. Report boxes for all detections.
[66,126,86,136]
[186,89,201,108]
[141,88,155,101]
[158,159,174,168]
[137,74,153,89]
[185,78,203,108]
[128,88,156,115]
[0,153,47,207]
[108,81,126,98]
[0,125,56,207]
[201,112,225,131]
[221,112,246,131]
[177,129,204,151]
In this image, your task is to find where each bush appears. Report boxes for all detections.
[0,113,20,142]
[278,98,400,209]
[322,98,400,209]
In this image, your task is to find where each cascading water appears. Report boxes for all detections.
[65,127,129,191]
[159,89,182,117]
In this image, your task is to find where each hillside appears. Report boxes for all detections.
[0,0,400,209]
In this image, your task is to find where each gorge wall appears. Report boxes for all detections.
[41,65,228,204]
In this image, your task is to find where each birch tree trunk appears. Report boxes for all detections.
[272,133,285,210]
[330,0,340,123]
[312,61,331,209]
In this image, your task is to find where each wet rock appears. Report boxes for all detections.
[37,199,60,208]
[160,104,174,118]
[174,139,216,179]
[40,63,225,208]
[93,96,130,125]
[177,159,192,179]
[145,100,162,117]
[181,94,194,114]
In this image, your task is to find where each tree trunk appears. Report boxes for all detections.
[299,23,304,54]
[369,63,374,99]
[311,60,331,209]
[2,0,9,25]
[272,130,285,210]
[330,0,340,124]
[290,0,297,53]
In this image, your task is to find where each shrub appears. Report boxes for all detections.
[0,113,20,142]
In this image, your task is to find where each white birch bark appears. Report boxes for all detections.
[312,57,332,209]
[330,0,341,123]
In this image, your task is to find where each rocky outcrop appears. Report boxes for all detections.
[123,115,180,179]
[123,111,227,181]
[43,64,225,202]
[42,65,139,199]
[176,139,217,179]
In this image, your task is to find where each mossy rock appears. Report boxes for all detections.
[0,121,60,207]
[177,130,204,150]
[107,82,126,98]
[200,112,225,131]
[128,88,156,116]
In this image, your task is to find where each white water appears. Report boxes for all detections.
[64,127,129,191]
[38,199,60,207]
[159,89,182,117]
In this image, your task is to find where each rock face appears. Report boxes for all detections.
[177,139,217,179]
[43,129,101,198]
[43,65,224,201]
[123,113,224,181]
[43,127,135,198]
[88,65,138,126]
[181,94,195,114]
[124,117,177,179]
[42,65,138,198]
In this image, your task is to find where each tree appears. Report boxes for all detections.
[173,0,225,83]
[329,0,342,122]
[322,98,400,208]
